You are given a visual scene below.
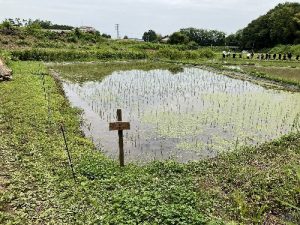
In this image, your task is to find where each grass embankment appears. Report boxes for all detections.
[0,61,300,224]
[0,31,215,62]
[7,47,215,62]
[270,44,300,56]
[242,66,300,87]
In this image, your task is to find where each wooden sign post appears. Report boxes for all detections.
[109,109,130,167]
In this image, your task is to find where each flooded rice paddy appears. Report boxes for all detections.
[62,67,300,163]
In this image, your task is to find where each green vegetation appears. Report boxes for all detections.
[52,62,300,157]
[7,47,216,62]
[142,30,160,42]
[10,48,147,61]
[171,28,225,46]
[49,61,183,82]
[158,58,300,88]
[0,19,108,50]
[1,2,300,51]
[242,66,300,87]
[0,61,300,224]
[1,18,74,30]
[270,44,300,55]
[235,2,300,49]
[1,3,300,224]
[141,2,300,49]
[168,32,190,45]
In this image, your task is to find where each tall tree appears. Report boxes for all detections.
[168,32,189,44]
[293,12,300,43]
[240,2,300,49]
[142,30,158,42]
[180,28,225,46]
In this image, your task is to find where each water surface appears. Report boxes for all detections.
[62,68,300,163]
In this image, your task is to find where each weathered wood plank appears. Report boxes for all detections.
[109,122,130,131]
[109,109,130,167]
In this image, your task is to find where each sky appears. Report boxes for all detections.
[0,0,298,38]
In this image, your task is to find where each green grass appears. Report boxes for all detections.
[49,61,183,82]
[170,57,300,68]
[158,58,300,88]
[270,44,300,56]
[242,66,300,87]
[0,61,299,224]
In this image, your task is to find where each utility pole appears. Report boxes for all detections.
[115,24,120,39]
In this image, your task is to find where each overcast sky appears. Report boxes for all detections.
[0,0,298,38]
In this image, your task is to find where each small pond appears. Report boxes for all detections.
[62,67,300,163]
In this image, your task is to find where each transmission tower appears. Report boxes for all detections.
[115,24,120,39]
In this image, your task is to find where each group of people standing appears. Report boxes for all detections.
[222,51,300,61]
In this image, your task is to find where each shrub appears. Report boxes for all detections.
[10,48,147,61]
[270,44,300,55]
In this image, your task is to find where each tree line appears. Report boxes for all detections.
[227,2,300,49]
[0,18,112,41]
[2,18,74,30]
[1,2,299,50]
[142,28,225,48]
[143,2,300,50]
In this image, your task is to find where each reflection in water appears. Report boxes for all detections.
[62,68,300,163]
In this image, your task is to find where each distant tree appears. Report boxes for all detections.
[225,33,241,46]
[8,18,16,26]
[49,24,73,30]
[240,2,300,49]
[0,20,13,30]
[30,19,52,29]
[0,19,18,34]
[168,32,189,44]
[142,30,158,42]
[74,28,82,37]
[180,28,225,46]
[25,21,42,35]
[13,18,22,27]
[1,18,75,30]
[95,31,101,37]
[12,18,74,30]
[102,33,111,39]
[294,12,300,43]
[186,41,199,50]
[123,35,128,39]
[269,3,300,45]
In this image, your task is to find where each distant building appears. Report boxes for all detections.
[79,26,97,33]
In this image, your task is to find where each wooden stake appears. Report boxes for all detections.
[109,109,130,167]
[117,109,124,167]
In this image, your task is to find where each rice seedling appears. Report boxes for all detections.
[55,64,300,163]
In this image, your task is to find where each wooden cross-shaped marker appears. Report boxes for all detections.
[109,109,130,167]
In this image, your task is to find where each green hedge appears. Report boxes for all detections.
[270,44,300,55]
[11,48,147,61]
[10,47,216,62]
